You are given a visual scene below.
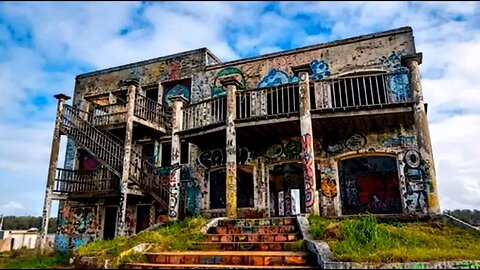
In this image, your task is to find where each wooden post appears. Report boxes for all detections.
[118,82,137,237]
[292,64,320,215]
[220,75,242,219]
[402,53,440,214]
[168,95,188,221]
[39,93,70,250]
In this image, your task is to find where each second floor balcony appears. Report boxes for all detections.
[180,72,414,134]
[89,92,172,135]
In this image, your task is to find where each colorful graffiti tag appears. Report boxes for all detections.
[402,149,428,213]
[319,159,337,198]
[302,133,315,212]
[55,203,97,252]
[197,147,252,169]
[379,51,410,102]
[211,67,246,97]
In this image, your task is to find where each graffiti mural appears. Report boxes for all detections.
[302,133,315,212]
[309,60,332,81]
[257,69,295,88]
[339,156,402,215]
[401,149,428,213]
[160,58,181,81]
[344,134,367,151]
[211,67,246,97]
[278,191,284,216]
[163,84,191,107]
[319,159,337,198]
[265,137,321,164]
[379,135,416,148]
[379,51,410,102]
[55,203,98,252]
[197,147,253,169]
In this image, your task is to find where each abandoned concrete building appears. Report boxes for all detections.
[39,26,440,252]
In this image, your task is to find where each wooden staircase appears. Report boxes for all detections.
[59,104,171,209]
[125,217,317,269]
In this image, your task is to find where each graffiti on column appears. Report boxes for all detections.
[278,191,284,216]
[117,182,127,236]
[401,149,428,213]
[302,133,315,211]
[168,164,181,219]
[319,159,338,198]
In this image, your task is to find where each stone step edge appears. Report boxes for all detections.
[219,217,297,221]
[205,233,300,236]
[193,242,299,245]
[126,263,315,269]
[145,251,309,256]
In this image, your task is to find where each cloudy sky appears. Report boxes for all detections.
[0,1,479,216]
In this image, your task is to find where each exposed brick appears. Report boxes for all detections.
[284,256,307,265]
[264,256,283,266]
[275,235,287,242]
[249,256,264,266]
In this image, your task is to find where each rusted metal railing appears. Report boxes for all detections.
[134,93,172,129]
[91,102,128,126]
[313,72,411,110]
[182,95,227,130]
[53,167,119,194]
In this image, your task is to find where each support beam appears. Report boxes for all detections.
[118,83,137,237]
[39,93,70,250]
[168,95,188,221]
[292,64,320,215]
[220,75,242,219]
[402,53,440,214]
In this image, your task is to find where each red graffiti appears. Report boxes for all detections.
[302,133,315,210]
[167,61,181,81]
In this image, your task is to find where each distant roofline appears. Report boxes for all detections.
[206,26,413,70]
[76,47,215,79]
[76,26,412,79]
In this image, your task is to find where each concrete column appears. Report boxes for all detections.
[168,95,188,221]
[40,93,71,250]
[220,75,242,219]
[118,82,137,237]
[402,53,440,214]
[292,65,320,215]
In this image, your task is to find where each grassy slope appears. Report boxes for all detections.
[0,248,70,269]
[74,216,208,267]
[0,216,208,269]
[309,215,480,263]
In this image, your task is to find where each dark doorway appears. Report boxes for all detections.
[209,166,254,209]
[268,162,305,217]
[339,156,402,215]
[136,205,151,234]
[103,206,118,240]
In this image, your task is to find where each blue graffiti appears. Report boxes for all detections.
[380,51,411,102]
[257,69,292,88]
[211,67,246,97]
[54,234,69,253]
[163,84,190,107]
[310,60,331,81]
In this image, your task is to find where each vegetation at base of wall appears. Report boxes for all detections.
[74,215,208,268]
[0,247,70,269]
[308,214,480,263]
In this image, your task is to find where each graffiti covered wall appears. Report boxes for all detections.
[196,28,414,99]
[55,202,98,252]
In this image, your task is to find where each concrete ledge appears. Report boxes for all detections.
[201,217,228,234]
[295,214,480,269]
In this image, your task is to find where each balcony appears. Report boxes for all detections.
[53,167,120,198]
[178,72,415,147]
[90,93,172,135]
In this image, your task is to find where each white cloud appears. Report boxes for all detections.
[0,201,25,215]
[0,1,479,216]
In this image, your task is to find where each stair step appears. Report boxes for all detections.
[212,225,298,234]
[217,217,296,227]
[204,233,299,242]
[145,251,309,266]
[193,242,302,251]
[126,263,316,269]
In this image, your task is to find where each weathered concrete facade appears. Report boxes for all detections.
[42,26,440,251]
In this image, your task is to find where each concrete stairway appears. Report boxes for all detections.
[125,217,317,269]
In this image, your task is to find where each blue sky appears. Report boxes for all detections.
[0,1,479,216]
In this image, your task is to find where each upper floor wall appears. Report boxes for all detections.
[193,27,415,101]
[72,48,221,108]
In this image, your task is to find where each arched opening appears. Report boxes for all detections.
[339,155,402,215]
[209,166,254,210]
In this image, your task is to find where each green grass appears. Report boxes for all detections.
[308,214,480,263]
[0,248,70,269]
[74,215,208,268]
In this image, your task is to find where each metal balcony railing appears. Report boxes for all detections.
[313,72,411,110]
[92,102,128,126]
[53,167,119,194]
[134,93,172,129]
[182,95,227,130]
